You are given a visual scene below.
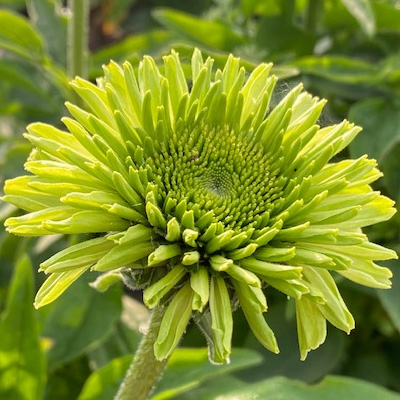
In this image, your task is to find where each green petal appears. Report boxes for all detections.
[40,236,115,273]
[302,266,355,333]
[209,275,233,364]
[296,296,327,360]
[143,264,187,308]
[240,257,302,280]
[154,283,193,360]
[232,279,279,354]
[190,266,210,312]
[148,244,182,266]
[34,266,89,308]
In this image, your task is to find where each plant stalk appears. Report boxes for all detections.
[304,0,323,33]
[67,0,89,80]
[115,305,169,400]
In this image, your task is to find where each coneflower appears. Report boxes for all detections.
[3,49,397,399]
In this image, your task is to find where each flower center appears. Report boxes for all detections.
[147,123,286,233]
[199,164,234,199]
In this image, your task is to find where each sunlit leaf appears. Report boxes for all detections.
[152,8,244,51]
[341,0,376,36]
[0,9,45,61]
[0,256,46,400]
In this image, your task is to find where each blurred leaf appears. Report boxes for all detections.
[26,0,68,68]
[42,272,122,370]
[104,0,137,24]
[348,98,400,161]
[381,141,400,201]
[255,16,315,59]
[152,8,244,51]
[373,1,400,31]
[0,59,49,97]
[77,348,262,400]
[0,256,46,400]
[340,0,376,36]
[44,355,92,400]
[294,56,379,84]
[91,29,173,77]
[378,261,400,334]
[0,140,32,182]
[237,302,345,383]
[152,348,262,399]
[88,296,148,369]
[0,9,45,61]
[77,354,131,400]
[176,375,400,400]
[241,0,281,17]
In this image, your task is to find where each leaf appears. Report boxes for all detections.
[234,302,345,384]
[378,260,400,334]
[0,256,46,400]
[76,355,131,400]
[175,375,400,400]
[348,98,400,161]
[152,348,262,400]
[42,272,122,370]
[26,0,68,68]
[77,348,262,400]
[380,141,400,201]
[255,15,316,58]
[341,0,376,36]
[294,56,379,85]
[0,9,45,61]
[373,1,400,31]
[152,8,244,51]
[91,29,173,73]
[0,59,49,98]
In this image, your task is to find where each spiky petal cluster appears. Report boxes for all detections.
[3,50,397,362]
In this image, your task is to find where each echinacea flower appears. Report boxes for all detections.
[3,49,397,362]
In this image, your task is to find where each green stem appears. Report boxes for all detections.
[115,306,169,400]
[67,0,89,80]
[304,0,323,33]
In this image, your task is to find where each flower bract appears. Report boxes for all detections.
[3,49,397,362]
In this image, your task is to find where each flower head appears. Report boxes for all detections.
[3,50,397,362]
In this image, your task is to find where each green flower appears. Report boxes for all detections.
[3,50,397,362]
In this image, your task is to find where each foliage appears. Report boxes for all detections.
[0,0,399,399]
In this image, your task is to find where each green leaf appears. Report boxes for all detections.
[0,10,45,61]
[0,59,49,98]
[255,16,315,58]
[152,348,262,399]
[152,8,244,51]
[378,261,400,334]
[0,256,46,400]
[340,0,376,36]
[294,56,379,85]
[91,29,173,72]
[42,272,122,370]
[175,375,400,399]
[373,1,400,31]
[381,141,400,201]
[77,348,262,400]
[349,98,400,161]
[26,0,68,67]
[77,354,131,400]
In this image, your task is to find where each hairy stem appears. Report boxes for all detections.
[115,306,169,400]
[67,0,89,80]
